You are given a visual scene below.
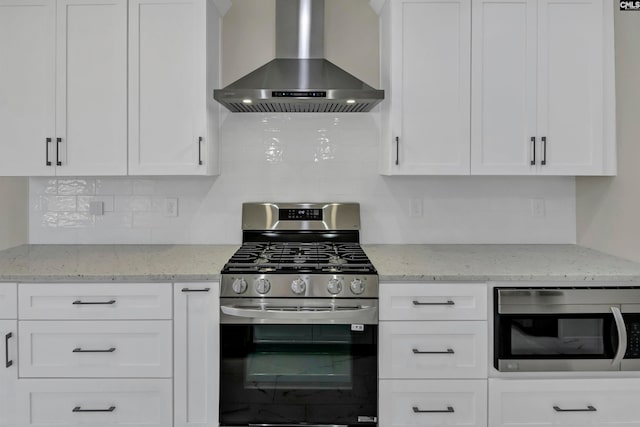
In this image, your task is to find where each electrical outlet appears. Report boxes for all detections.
[164,198,178,217]
[89,201,104,216]
[409,198,423,217]
[531,198,545,217]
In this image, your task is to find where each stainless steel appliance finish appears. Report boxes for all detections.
[242,202,360,231]
[495,286,640,372]
[219,202,378,427]
[213,0,384,113]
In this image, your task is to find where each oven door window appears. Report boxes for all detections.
[497,314,616,358]
[220,324,377,426]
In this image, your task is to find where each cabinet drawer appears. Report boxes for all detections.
[380,321,487,379]
[489,378,640,427]
[0,283,17,319]
[380,379,487,427]
[380,283,487,320]
[18,283,172,319]
[15,379,172,427]
[19,320,172,378]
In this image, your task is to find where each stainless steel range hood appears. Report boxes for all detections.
[213,0,384,113]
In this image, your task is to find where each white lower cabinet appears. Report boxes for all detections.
[174,282,219,427]
[489,378,640,426]
[380,379,487,427]
[0,320,17,427]
[18,320,172,378]
[380,321,487,379]
[15,379,172,427]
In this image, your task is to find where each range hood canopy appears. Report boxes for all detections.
[214,0,384,113]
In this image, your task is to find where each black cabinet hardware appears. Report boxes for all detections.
[412,300,455,306]
[395,136,400,165]
[413,406,455,413]
[541,136,547,165]
[530,136,536,165]
[73,406,116,413]
[46,137,52,166]
[5,332,12,368]
[412,348,455,355]
[198,136,203,165]
[553,405,596,412]
[72,299,116,305]
[182,287,211,292]
[56,137,62,166]
[73,347,116,353]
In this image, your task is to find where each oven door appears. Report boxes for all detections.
[219,298,378,427]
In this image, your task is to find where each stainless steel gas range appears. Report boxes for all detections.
[219,202,378,427]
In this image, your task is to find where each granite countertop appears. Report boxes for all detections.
[0,244,639,283]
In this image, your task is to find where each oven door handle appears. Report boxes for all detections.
[611,306,627,367]
[220,304,376,321]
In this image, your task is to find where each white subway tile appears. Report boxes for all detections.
[114,196,152,212]
[41,196,76,212]
[96,178,132,195]
[77,196,115,212]
[57,178,96,195]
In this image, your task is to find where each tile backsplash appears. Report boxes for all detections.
[30,113,577,244]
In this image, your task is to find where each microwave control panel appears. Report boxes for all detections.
[626,316,640,358]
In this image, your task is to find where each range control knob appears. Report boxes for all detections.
[231,278,248,294]
[255,278,271,295]
[350,278,365,295]
[327,278,343,295]
[291,278,307,295]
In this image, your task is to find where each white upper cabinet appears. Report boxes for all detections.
[0,0,127,176]
[0,1,56,176]
[380,0,471,175]
[129,0,220,176]
[471,0,615,175]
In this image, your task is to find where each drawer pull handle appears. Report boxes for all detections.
[73,347,116,353]
[181,287,211,292]
[553,405,596,412]
[412,348,455,355]
[72,299,116,305]
[73,406,116,413]
[412,300,455,306]
[5,332,12,368]
[413,406,455,414]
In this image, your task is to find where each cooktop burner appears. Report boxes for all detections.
[221,202,378,299]
[222,242,376,274]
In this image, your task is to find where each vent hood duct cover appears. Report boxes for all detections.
[214,0,384,113]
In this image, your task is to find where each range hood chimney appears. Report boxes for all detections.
[213,0,384,113]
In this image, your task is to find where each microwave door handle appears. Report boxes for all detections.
[611,306,627,367]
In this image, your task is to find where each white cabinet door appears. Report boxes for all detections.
[0,321,17,427]
[129,0,210,175]
[380,379,487,427]
[174,283,219,427]
[536,0,607,175]
[0,1,55,176]
[489,378,640,426]
[382,0,471,175]
[15,379,172,427]
[471,0,537,175]
[379,321,487,379]
[55,0,127,176]
[0,284,16,319]
[471,0,615,176]
[19,320,172,378]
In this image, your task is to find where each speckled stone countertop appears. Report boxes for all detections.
[0,244,639,283]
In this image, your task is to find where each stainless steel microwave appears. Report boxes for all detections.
[494,287,640,372]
